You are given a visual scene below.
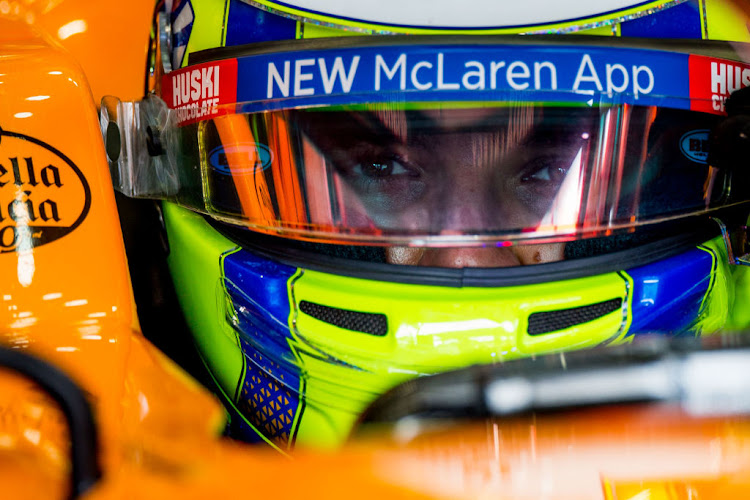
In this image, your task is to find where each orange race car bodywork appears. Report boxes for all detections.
[3,1,750,499]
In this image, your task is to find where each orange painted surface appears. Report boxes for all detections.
[358,406,750,499]
[0,7,135,471]
[2,1,750,499]
[0,1,227,494]
[14,0,155,102]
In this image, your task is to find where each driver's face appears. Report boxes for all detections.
[293,106,596,268]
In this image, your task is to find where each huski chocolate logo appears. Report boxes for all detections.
[0,129,91,253]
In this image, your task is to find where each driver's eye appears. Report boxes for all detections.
[356,157,409,178]
[522,164,568,184]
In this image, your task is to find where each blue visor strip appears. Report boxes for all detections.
[234,44,693,112]
[165,43,749,123]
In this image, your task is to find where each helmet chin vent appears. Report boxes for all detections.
[527,298,623,336]
[299,301,388,336]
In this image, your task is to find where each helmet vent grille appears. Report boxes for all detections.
[299,301,388,336]
[527,298,623,336]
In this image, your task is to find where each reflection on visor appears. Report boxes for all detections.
[284,106,594,235]
[108,99,728,246]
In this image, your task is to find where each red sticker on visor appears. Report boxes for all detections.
[689,54,750,115]
[161,59,238,125]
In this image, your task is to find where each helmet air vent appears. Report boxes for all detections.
[299,301,388,336]
[527,298,623,336]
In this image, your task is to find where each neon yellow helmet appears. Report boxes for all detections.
[105,0,750,452]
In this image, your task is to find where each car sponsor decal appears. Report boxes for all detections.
[0,129,91,253]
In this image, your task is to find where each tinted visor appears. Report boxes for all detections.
[109,99,731,245]
[199,103,724,244]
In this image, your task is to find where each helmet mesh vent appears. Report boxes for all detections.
[527,298,623,336]
[299,301,388,336]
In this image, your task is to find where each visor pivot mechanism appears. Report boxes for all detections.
[99,95,179,199]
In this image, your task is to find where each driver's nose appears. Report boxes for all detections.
[385,244,565,268]
[418,247,521,268]
[386,246,521,268]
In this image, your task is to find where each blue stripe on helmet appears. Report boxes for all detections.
[223,249,302,447]
[626,245,714,335]
[225,0,297,46]
[620,0,702,39]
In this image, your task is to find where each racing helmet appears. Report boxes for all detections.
[103,0,750,452]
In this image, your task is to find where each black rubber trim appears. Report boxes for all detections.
[0,347,100,500]
[527,298,623,335]
[210,217,718,288]
[189,34,744,66]
[300,301,388,336]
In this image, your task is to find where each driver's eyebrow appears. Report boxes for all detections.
[364,107,540,173]
[368,107,533,146]
[308,109,411,145]
[370,108,520,142]
[369,108,411,144]
[499,105,535,153]
[298,105,550,155]
[352,108,525,144]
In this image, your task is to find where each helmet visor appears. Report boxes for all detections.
[106,38,750,245]
[133,101,728,245]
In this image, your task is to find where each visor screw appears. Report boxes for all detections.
[105,121,120,162]
[146,126,165,157]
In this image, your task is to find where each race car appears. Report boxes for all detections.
[4,0,750,498]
